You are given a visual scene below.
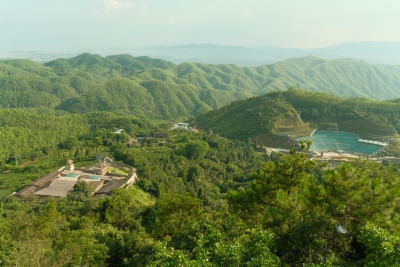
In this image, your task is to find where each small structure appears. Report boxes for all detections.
[266,148,291,155]
[114,129,124,134]
[173,123,189,130]
[326,123,339,131]
[96,154,104,162]
[125,169,139,185]
[358,139,389,146]
[104,157,113,164]
[93,163,108,176]
[65,159,75,171]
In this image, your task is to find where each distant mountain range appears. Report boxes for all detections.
[2,42,400,66]
[98,42,400,66]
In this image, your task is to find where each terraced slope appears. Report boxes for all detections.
[195,89,400,148]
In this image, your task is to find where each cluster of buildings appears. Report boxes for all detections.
[14,158,138,198]
[171,122,198,132]
[14,123,199,198]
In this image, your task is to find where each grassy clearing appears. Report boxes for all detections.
[108,166,129,176]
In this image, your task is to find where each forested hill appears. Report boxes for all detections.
[195,88,400,143]
[2,53,400,119]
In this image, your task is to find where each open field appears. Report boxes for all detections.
[108,166,129,176]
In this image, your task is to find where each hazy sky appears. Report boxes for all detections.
[1,0,399,50]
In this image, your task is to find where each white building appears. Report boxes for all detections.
[173,123,189,130]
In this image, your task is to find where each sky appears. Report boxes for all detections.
[1,0,399,51]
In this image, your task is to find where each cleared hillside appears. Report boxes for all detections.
[195,88,400,148]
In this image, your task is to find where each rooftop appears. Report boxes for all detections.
[34,179,76,197]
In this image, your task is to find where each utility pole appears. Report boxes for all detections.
[14,155,18,167]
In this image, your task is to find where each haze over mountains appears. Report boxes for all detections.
[2,41,400,66]
[118,42,400,66]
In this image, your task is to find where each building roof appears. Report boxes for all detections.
[94,193,109,198]
[14,185,40,197]
[87,180,105,192]
[95,179,126,196]
[34,179,77,197]
[30,171,62,187]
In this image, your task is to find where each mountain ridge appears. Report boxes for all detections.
[3,41,400,65]
[2,54,400,119]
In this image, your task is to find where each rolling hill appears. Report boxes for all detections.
[2,54,400,119]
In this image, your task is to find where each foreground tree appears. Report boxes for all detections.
[67,178,95,202]
[298,160,400,264]
[228,153,400,265]
[359,222,400,266]
[228,152,318,228]
[150,194,203,238]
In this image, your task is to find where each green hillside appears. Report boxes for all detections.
[3,54,400,119]
[195,88,400,148]
[195,93,310,139]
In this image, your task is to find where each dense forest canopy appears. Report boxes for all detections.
[0,109,167,161]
